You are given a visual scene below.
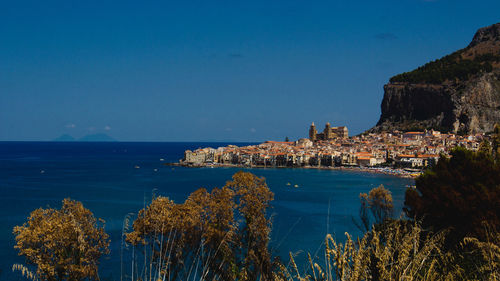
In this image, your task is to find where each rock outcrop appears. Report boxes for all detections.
[371,23,500,134]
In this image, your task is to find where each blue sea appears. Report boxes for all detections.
[0,142,413,280]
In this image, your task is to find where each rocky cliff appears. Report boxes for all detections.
[371,23,500,134]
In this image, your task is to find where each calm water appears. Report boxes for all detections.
[0,142,412,280]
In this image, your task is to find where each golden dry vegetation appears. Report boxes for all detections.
[13,198,109,281]
[124,171,274,281]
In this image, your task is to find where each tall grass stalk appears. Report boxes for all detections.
[12,264,38,281]
[276,221,450,281]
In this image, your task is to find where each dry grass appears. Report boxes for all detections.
[276,221,455,281]
[458,224,500,280]
[12,264,38,281]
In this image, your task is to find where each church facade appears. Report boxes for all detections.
[309,122,348,141]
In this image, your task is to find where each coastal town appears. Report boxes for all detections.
[178,122,486,177]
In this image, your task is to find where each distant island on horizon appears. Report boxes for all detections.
[53,22,500,143]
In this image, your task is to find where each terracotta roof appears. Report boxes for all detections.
[357,156,372,160]
[397,154,415,158]
[404,132,424,135]
[417,154,439,158]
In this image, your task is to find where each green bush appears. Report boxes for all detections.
[390,49,500,84]
[404,147,500,244]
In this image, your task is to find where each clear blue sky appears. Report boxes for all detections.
[1,0,499,142]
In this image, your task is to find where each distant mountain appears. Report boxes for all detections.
[52,134,76,142]
[370,22,500,134]
[78,133,117,142]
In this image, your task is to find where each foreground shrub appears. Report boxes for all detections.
[277,220,451,281]
[404,147,500,243]
[454,223,500,280]
[125,171,274,281]
[13,198,110,281]
[355,184,394,232]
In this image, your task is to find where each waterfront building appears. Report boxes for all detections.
[180,126,482,172]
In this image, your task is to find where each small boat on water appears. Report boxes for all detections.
[404,168,422,172]
[134,165,140,169]
[160,158,164,161]
[294,184,299,188]
[286,182,291,186]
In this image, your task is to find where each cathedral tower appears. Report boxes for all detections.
[309,122,317,141]
[324,122,332,139]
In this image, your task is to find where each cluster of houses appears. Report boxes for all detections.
[181,129,483,170]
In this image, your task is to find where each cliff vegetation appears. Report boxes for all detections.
[373,22,500,134]
[389,51,500,84]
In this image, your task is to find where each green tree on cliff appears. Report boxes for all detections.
[478,139,493,158]
[493,123,500,159]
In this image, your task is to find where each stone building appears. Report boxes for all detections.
[309,122,348,141]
